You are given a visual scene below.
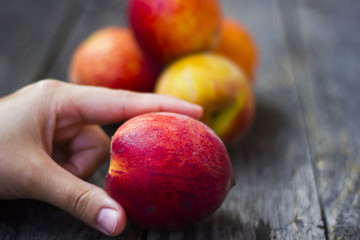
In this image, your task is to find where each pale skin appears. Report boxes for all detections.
[0,79,203,236]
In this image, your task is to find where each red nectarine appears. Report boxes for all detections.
[128,0,222,66]
[69,27,159,92]
[105,112,234,229]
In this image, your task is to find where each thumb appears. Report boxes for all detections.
[29,150,126,236]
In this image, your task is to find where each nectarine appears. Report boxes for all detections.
[214,18,258,82]
[128,0,222,66]
[105,112,234,229]
[69,27,159,92]
[155,53,255,145]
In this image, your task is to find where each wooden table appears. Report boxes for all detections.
[1,0,359,239]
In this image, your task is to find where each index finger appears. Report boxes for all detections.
[59,81,203,125]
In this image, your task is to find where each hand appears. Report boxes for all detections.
[0,79,202,236]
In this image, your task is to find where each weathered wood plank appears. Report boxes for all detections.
[0,0,344,239]
[278,0,360,239]
[0,200,147,240]
[47,0,129,82]
[0,0,95,239]
[45,0,325,239]
[0,0,88,97]
[144,0,326,239]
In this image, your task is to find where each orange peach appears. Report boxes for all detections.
[128,0,222,66]
[69,27,159,92]
[155,53,255,145]
[214,18,258,83]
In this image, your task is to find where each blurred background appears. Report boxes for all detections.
[0,0,360,239]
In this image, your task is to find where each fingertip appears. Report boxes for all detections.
[29,152,126,236]
[192,104,204,120]
[159,94,204,120]
[179,100,203,120]
[96,206,127,236]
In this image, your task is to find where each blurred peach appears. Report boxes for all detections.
[69,27,159,92]
[214,18,258,83]
[128,0,222,66]
[155,53,255,145]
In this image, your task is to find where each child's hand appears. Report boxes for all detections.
[0,79,202,236]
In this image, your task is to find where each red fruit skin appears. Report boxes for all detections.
[69,27,159,92]
[105,112,233,229]
[128,0,222,66]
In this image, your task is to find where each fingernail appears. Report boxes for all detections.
[97,208,119,235]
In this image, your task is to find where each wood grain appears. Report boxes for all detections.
[47,0,129,82]
[49,1,326,239]
[0,0,88,97]
[278,0,360,239]
[0,0,359,239]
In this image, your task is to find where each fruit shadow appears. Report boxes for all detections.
[88,122,123,188]
[119,208,271,240]
[227,93,288,164]
[102,122,123,137]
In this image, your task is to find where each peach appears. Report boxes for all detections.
[155,53,255,145]
[69,26,159,92]
[128,0,222,66]
[105,112,234,229]
[214,18,258,83]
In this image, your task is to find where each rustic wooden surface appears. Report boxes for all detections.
[1,0,359,239]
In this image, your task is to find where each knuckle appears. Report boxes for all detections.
[70,187,102,220]
[119,89,137,99]
[16,79,63,105]
[9,79,62,103]
[29,80,69,115]
[32,79,62,96]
